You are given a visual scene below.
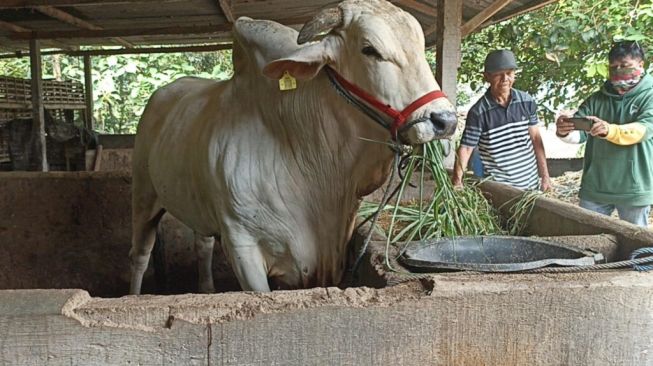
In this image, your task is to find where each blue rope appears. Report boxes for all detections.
[629,247,653,271]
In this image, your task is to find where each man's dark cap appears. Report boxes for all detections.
[484,50,517,73]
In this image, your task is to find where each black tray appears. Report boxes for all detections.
[400,236,604,272]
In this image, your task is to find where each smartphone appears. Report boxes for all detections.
[566,117,593,131]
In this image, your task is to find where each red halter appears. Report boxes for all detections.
[324,66,448,138]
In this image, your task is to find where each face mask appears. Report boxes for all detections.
[609,66,645,94]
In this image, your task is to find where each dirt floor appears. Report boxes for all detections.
[549,170,653,226]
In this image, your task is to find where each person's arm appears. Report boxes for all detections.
[453,108,483,188]
[529,125,551,191]
[587,116,648,145]
[526,98,550,191]
[451,145,475,188]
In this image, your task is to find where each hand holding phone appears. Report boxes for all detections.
[565,117,593,131]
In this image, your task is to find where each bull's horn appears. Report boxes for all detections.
[297,6,343,45]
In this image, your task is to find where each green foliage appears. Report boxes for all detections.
[459,0,653,122]
[2,0,651,133]
[0,51,233,133]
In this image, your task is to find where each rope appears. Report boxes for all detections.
[386,247,653,286]
[630,247,653,271]
[350,149,402,275]
[527,252,653,273]
[325,67,392,133]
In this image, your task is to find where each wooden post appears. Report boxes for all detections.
[83,54,93,131]
[435,0,462,106]
[29,38,48,172]
[434,0,462,169]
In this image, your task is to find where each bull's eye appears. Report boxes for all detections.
[361,45,383,59]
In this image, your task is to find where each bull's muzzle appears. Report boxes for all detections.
[398,109,457,145]
[429,110,457,139]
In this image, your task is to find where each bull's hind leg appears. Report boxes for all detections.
[129,172,165,295]
[195,233,216,293]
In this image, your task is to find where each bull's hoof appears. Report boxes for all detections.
[198,280,216,294]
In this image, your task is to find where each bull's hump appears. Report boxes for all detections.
[233,18,301,72]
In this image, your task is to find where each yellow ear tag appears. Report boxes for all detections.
[279,71,297,91]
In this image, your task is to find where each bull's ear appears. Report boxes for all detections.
[262,42,332,81]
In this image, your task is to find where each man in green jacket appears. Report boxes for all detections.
[556,41,653,227]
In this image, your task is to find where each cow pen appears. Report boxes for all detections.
[2,0,652,365]
[1,170,652,365]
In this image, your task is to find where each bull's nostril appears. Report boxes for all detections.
[430,111,457,134]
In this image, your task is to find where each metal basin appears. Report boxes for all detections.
[400,235,604,272]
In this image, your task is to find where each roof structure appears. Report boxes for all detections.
[0,0,556,56]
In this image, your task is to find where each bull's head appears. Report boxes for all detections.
[263,0,457,145]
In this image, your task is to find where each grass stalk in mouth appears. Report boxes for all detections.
[359,141,504,269]
[358,140,543,271]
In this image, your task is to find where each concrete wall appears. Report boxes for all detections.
[547,157,584,177]
[1,271,651,365]
[0,172,238,297]
[478,180,653,258]
[2,173,653,365]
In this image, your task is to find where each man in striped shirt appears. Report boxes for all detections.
[452,49,550,191]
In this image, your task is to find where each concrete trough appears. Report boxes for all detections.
[1,172,652,365]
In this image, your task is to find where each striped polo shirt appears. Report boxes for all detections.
[461,88,540,190]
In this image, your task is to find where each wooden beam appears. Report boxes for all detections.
[9,24,230,40]
[0,20,29,32]
[461,0,514,37]
[0,0,184,8]
[0,43,232,58]
[217,0,235,23]
[434,0,462,169]
[83,54,93,131]
[423,22,437,37]
[391,0,437,17]
[0,102,86,109]
[34,5,134,47]
[478,0,557,29]
[29,38,49,172]
[7,14,312,40]
[35,6,102,30]
[0,20,75,51]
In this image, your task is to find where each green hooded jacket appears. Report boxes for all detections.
[575,73,653,206]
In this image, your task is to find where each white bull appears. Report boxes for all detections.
[129,0,456,294]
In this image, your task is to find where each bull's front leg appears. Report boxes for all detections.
[194,233,216,293]
[222,228,271,292]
